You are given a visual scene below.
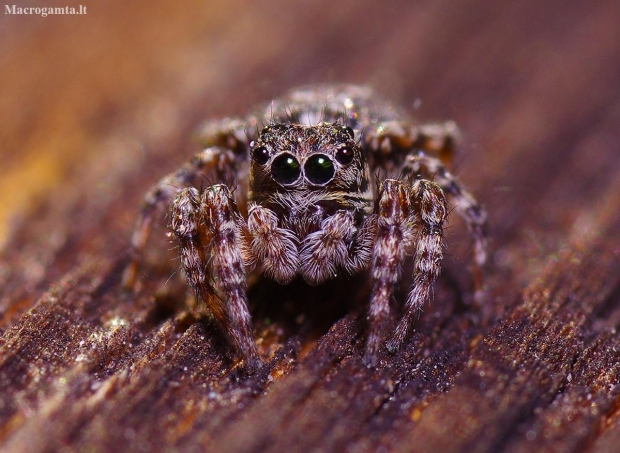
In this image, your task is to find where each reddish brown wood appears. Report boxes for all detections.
[1,1,620,452]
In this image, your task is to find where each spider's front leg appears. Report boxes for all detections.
[123,119,251,289]
[170,185,260,372]
[365,179,447,365]
[401,151,487,270]
[366,119,487,282]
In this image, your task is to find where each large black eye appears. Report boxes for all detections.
[305,154,335,185]
[342,125,355,138]
[335,145,354,165]
[252,146,270,165]
[271,153,301,185]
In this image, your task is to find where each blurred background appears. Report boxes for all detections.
[1,0,619,316]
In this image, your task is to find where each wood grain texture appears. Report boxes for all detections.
[1,1,620,452]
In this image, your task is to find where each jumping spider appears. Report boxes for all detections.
[124,85,487,371]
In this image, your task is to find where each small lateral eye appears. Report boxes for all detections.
[343,125,355,138]
[335,145,355,165]
[252,146,270,165]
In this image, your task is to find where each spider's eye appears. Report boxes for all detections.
[335,146,355,165]
[305,154,335,185]
[343,125,355,138]
[271,153,301,185]
[252,146,270,165]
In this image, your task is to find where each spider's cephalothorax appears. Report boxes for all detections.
[124,85,487,371]
[246,123,374,286]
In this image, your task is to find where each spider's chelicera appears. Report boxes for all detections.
[124,85,487,371]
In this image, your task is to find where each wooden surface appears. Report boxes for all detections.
[2,1,620,452]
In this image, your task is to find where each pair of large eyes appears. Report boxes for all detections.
[252,145,355,186]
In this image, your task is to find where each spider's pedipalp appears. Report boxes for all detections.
[246,204,299,284]
[299,210,356,285]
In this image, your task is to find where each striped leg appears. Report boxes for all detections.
[170,185,260,372]
[387,180,447,352]
[364,120,459,172]
[364,180,416,364]
[401,151,487,270]
[122,146,244,288]
[365,119,487,270]
[364,179,447,363]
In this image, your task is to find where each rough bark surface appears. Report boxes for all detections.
[1,1,620,452]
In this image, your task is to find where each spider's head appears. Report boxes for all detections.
[248,122,369,205]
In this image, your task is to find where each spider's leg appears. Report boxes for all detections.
[365,119,487,280]
[413,121,460,166]
[170,185,260,372]
[401,151,487,271]
[123,144,247,289]
[386,179,447,353]
[364,120,458,172]
[364,180,416,364]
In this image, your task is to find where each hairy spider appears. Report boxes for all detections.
[123,84,487,371]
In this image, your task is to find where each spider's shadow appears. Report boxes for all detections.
[146,254,472,364]
[247,272,371,344]
[246,260,469,349]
